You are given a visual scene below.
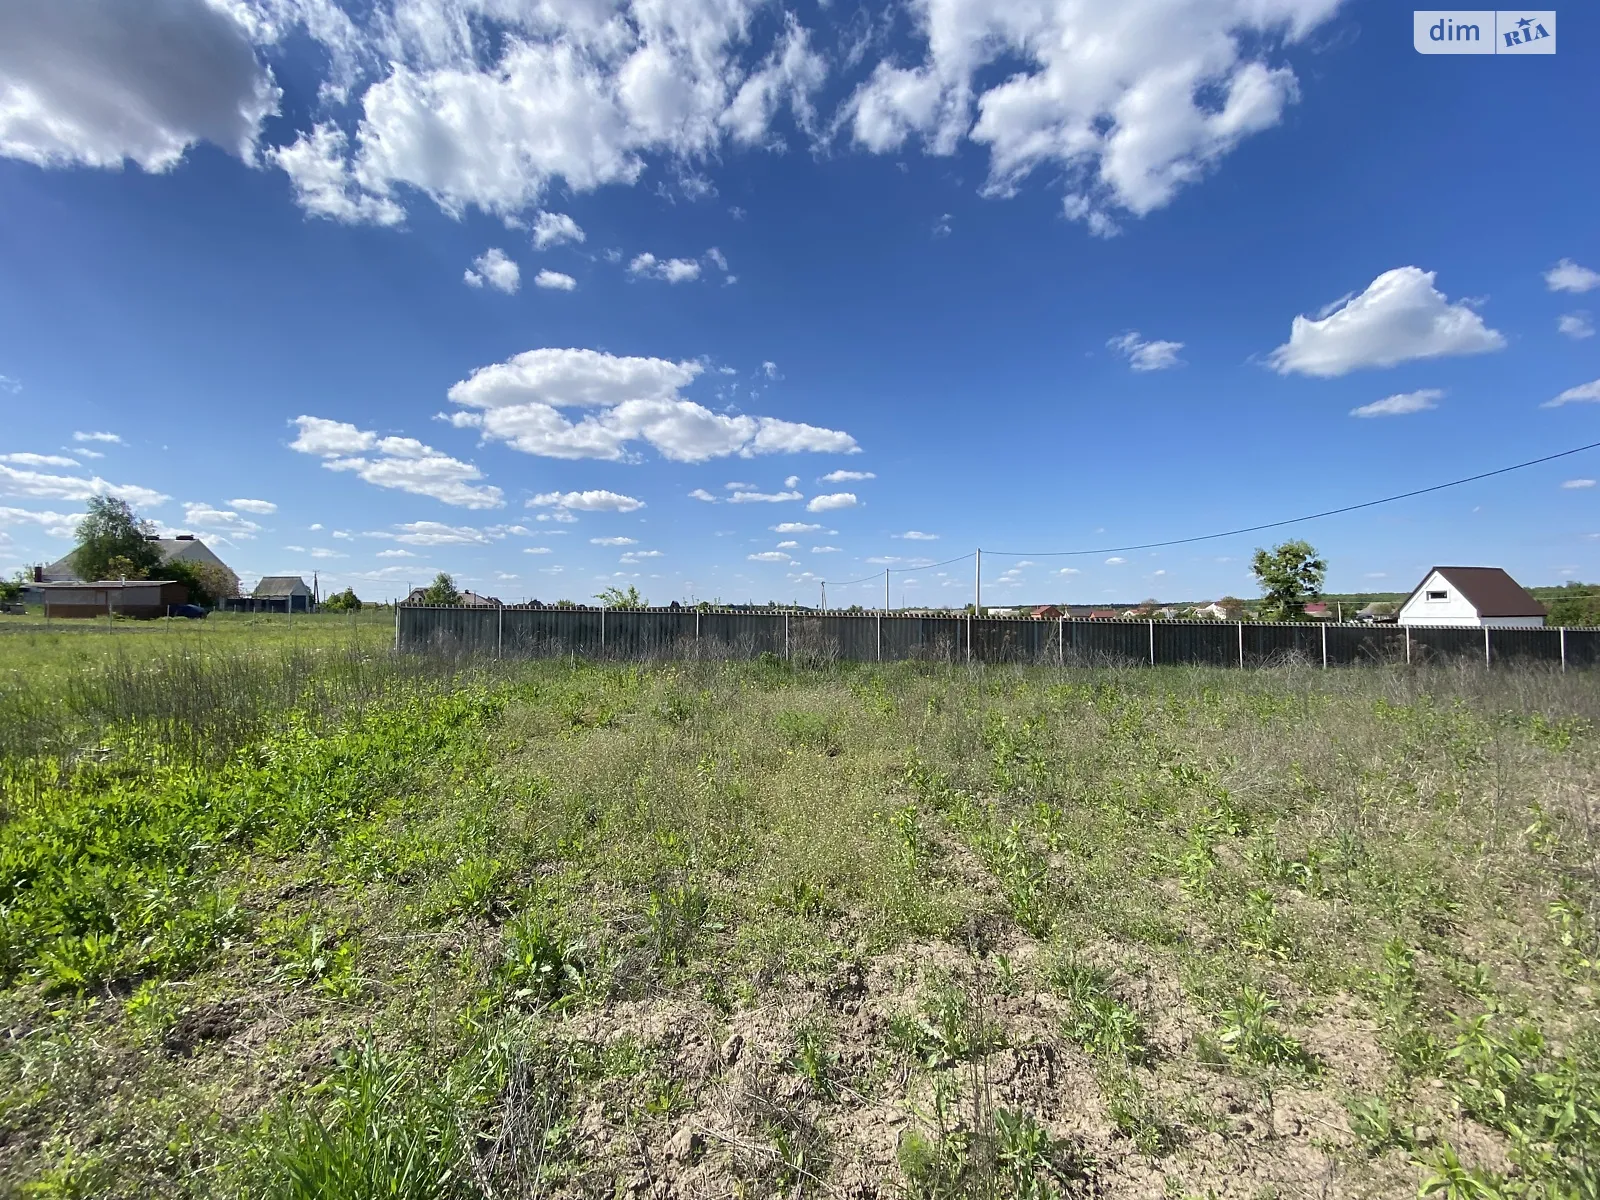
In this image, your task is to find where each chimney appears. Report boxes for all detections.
[33,565,43,583]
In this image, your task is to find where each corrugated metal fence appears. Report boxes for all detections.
[395,606,1600,669]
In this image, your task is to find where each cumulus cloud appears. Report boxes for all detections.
[531,211,585,249]
[629,252,701,283]
[0,453,79,467]
[847,0,1338,232]
[0,506,85,538]
[0,464,168,508]
[811,544,840,553]
[529,489,645,513]
[73,431,121,443]
[464,247,520,293]
[620,549,662,562]
[0,0,279,173]
[820,469,875,483]
[748,551,791,562]
[1108,332,1185,371]
[807,492,858,512]
[591,536,637,545]
[1562,480,1596,490]
[1558,312,1594,340]
[1267,268,1505,377]
[1542,379,1600,409]
[1546,259,1600,294]
[688,488,718,502]
[289,416,503,509]
[773,522,823,533]
[1350,388,1443,418]
[181,503,262,538]
[535,269,577,291]
[376,548,416,558]
[447,347,859,463]
[228,497,277,514]
[1105,556,1126,565]
[895,531,939,540]
[727,488,803,503]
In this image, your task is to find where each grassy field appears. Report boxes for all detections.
[1,631,1598,1198]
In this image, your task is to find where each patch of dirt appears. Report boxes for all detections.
[163,1002,241,1057]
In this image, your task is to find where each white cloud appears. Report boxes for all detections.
[378,521,492,546]
[289,416,503,509]
[629,252,702,283]
[847,0,1337,232]
[532,211,585,249]
[0,464,167,508]
[376,548,416,558]
[228,497,277,514]
[620,549,662,562]
[181,503,262,538]
[0,453,78,467]
[536,511,579,523]
[895,531,939,540]
[720,13,826,145]
[464,247,520,293]
[0,0,279,173]
[706,247,729,271]
[1105,556,1126,565]
[761,360,780,380]
[270,123,405,226]
[0,375,19,394]
[591,536,637,545]
[820,469,875,483]
[1542,379,1600,408]
[811,544,840,553]
[1056,567,1080,576]
[0,506,85,538]
[807,492,858,512]
[727,489,803,503]
[748,551,792,562]
[1546,259,1600,294]
[523,546,554,554]
[1350,388,1443,419]
[773,522,822,533]
[1267,268,1505,377]
[534,269,577,291]
[783,475,799,488]
[529,489,645,513]
[309,547,346,559]
[1558,312,1595,340]
[688,488,718,502]
[1562,479,1596,490]
[776,540,798,548]
[1108,332,1184,371]
[73,431,121,444]
[447,347,858,463]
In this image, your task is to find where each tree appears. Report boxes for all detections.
[72,497,161,581]
[162,558,239,608]
[1215,596,1246,618]
[0,571,25,604]
[1544,583,1600,627]
[1251,539,1327,621]
[421,572,461,605]
[323,587,363,613]
[595,584,645,609]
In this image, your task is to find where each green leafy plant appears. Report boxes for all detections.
[1215,987,1317,1074]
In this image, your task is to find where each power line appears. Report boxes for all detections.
[987,439,1600,559]
[825,550,976,587]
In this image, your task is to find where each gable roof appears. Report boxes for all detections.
[1404,567,1546,617]
[254,575,312,597]
[42,536,236,582]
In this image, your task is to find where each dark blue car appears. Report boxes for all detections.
[168,604,208,619]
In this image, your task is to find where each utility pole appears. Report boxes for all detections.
[820,581,826,612]
[884,568,890,614]
[974,549,981,615]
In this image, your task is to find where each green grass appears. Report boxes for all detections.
[1,641,1598,1197]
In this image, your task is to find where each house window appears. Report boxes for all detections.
[1426,589,1448,601]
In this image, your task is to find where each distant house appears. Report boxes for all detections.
[1191,601,1240,620]
[1355,602,1398,624]
[43,535,238,589]
[252,576,315,613]
[1397,567,1546,628]
[403,588,502,606]
[1302,602,1332,620]
[1088,610,1122,621]
[1032,605,1063,620]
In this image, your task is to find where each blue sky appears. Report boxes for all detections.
[1,0,1596,607]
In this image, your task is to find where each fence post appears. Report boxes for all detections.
[496,604,503,659]
[876,609,882,662]
[1321,622,1327,669]
[1405,625,1411,666]
[1561,626,1567,671]
[695,609,700,644]
[1059,615,1065,667]
[600,606,606,654]
[1148,619,1155,667]
[1237,621,1244,669]
[1485,625,1491,669]
[966,612,971,664]
[784,611,790,659]
[393,601,400,652]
